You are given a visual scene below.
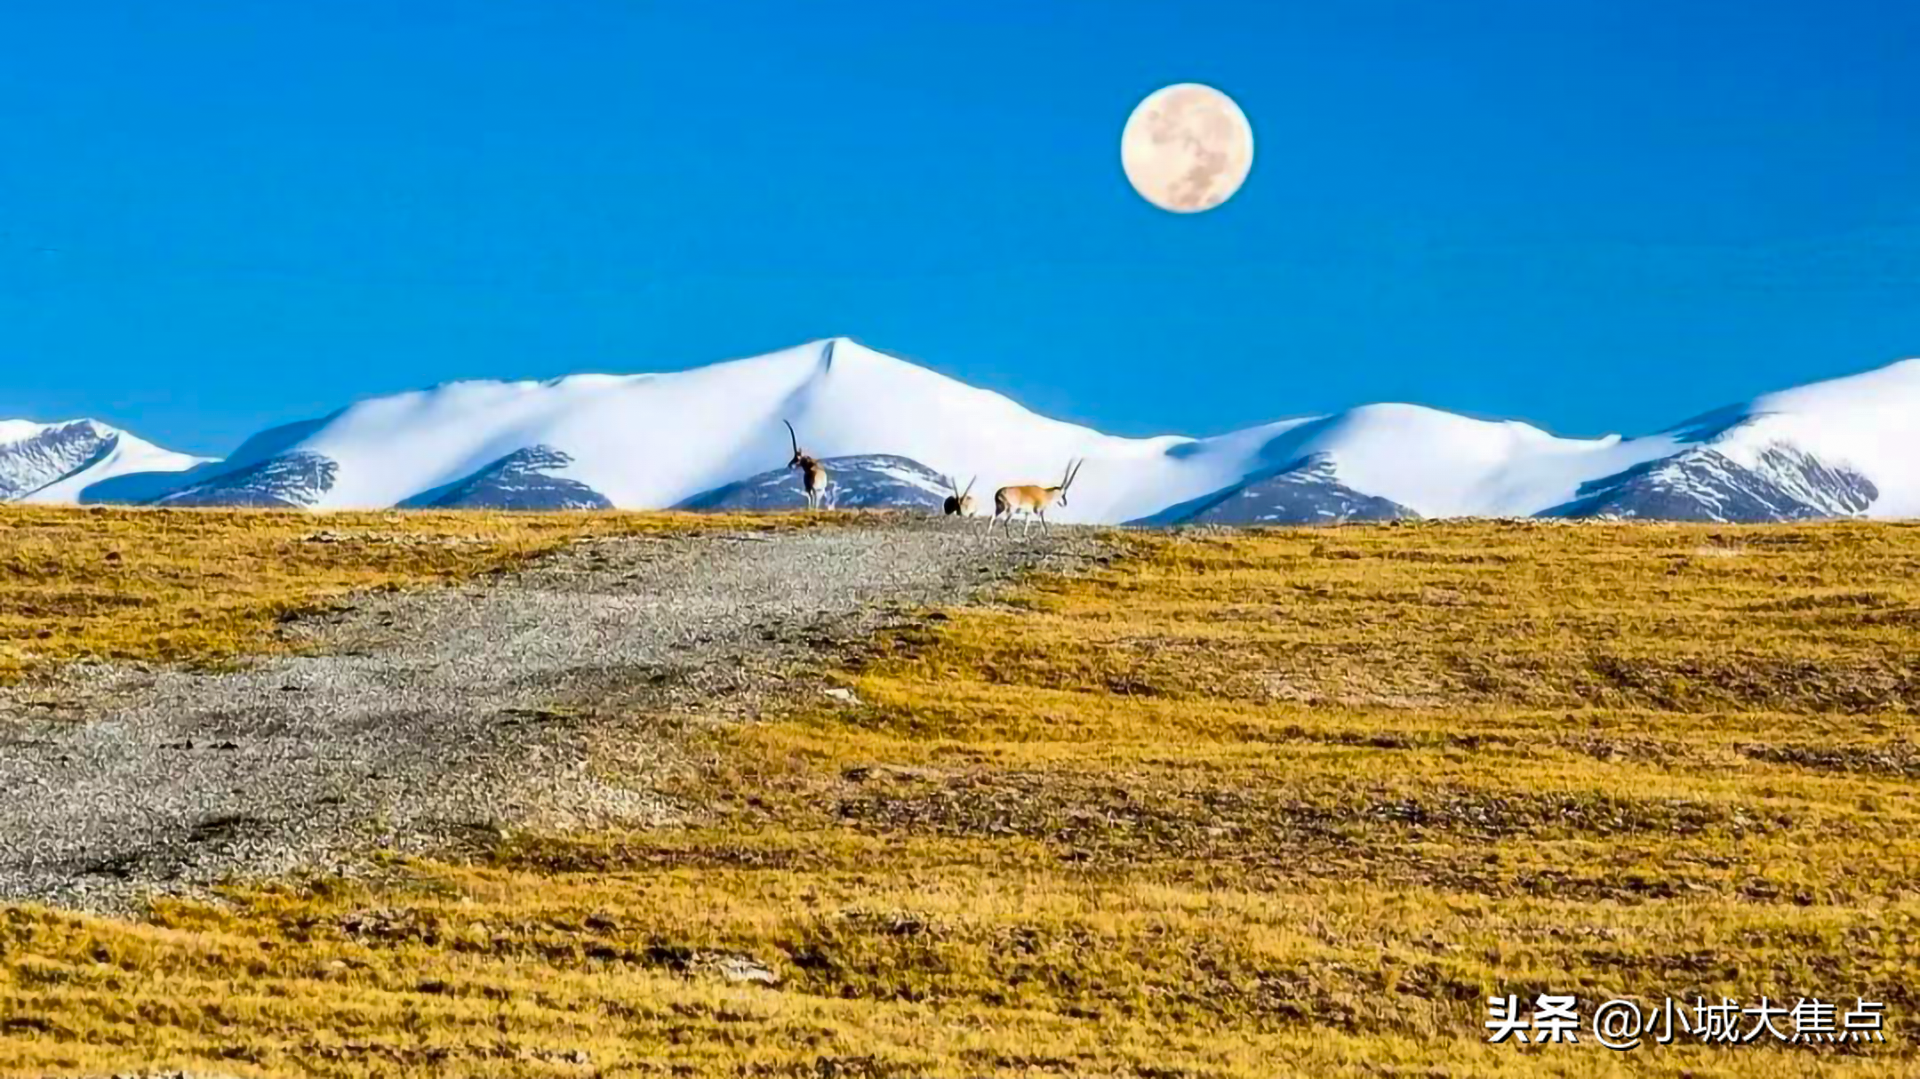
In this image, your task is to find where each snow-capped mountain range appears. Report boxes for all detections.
[5,338,1916,524]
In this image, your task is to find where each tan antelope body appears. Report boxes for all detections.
[943,475,977,517]
[784,420,830,511]
[986,459,1083,538]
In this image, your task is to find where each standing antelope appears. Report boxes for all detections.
[943,475,977,517]
[784,420,829,511]
[986,459,1084,538]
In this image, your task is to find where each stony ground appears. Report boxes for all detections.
[0,519,1104,912]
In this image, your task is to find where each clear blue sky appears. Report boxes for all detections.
[3,0,1918,455]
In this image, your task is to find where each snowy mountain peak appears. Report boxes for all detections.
[0,418,207,503]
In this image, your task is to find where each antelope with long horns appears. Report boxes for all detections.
[986,459,1084,538]
[784,420,829,511]
[943,475,978,517]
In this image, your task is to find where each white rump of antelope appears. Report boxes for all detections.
[985,459,1084,538]
[784,420,830,510]
[943,475,977,517]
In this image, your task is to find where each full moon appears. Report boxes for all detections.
[1121,83,1254,213]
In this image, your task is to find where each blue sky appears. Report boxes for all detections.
[3,0,1918,455]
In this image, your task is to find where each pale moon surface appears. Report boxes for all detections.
[1121,83,1254,213]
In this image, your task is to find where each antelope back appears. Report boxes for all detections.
[996,484,1051,512]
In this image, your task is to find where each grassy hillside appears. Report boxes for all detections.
[5,518,1920,1077]
[0,506,782,684]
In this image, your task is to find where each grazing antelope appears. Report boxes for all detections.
[986,459,1084,538]
[784,420,829,511]
[943,475,978,517]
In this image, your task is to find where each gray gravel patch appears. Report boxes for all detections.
[0,518,1110,912]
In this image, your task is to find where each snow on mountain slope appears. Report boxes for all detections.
[0,420,206,503]
[148,337,1679,522]
[129,339,1223,521]
[1543,444,1878,523]
[40,339,1920,523]
[0,421,105,500]
[1194,358,1920,521]
[1196,405,1677,519]
[1660,359,1920,518]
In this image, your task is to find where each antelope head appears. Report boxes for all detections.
[944,475,978,517]
[784,420,816,471]
[1050,459,1085,507]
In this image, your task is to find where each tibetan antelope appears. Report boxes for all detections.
[986,459,1084,538]
[784,420,829,511]
[943,475,977,517]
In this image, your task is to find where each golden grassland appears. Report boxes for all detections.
[0,505,788,684]
[6,517,1920,1077]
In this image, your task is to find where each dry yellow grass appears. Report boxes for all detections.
[0,506,785,684]
[5,518,1920,1077]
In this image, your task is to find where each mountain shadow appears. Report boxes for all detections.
[401,446,613,511]
[677,454,951,512]
[1135,454,1420,526]
[1542,444,1877,522]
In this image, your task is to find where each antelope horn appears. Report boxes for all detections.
[784,419,800,456]
[962,475,977,499]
